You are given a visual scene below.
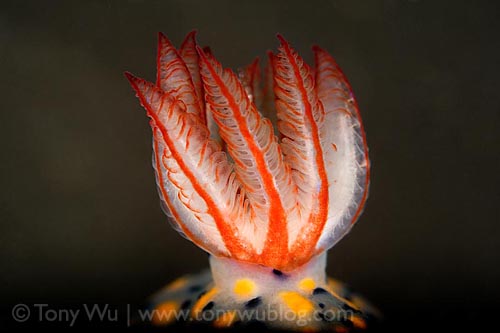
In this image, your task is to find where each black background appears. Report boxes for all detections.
[1,0,499,330]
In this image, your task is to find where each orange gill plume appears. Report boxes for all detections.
[126,31,369,272]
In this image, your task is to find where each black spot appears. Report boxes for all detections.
[202,301,214,312]
[189,285,203,293]
[245,297,262,308]
[196,291,207,300]
[318,302,325,309]
[272,269,288,279]
[313,287,328,295]
[317,312,335,322]
[180,299,191,310]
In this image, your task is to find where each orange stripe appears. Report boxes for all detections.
[156,32,205,123]
[200,53,288,267]
[247,57,259,100]
[151,127,208,250]
[314,47,370,227]
[277,36,329,262]
[153,117,250,259]
[130,79,251,259]
[179,30,207,124]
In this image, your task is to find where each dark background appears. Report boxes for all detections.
[1,0,499,330]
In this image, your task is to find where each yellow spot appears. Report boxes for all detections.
[213,311,238,328]
[352,316,367,330]
[152,301,179,326]
[233,279,256,297]
[164,277,188,291]
[298,278,316,293]
[191,287,219,318]
[279,291,314,315]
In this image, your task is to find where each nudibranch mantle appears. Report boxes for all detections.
[126,31,375,331]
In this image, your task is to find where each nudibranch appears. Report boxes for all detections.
[126,31,378,331]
